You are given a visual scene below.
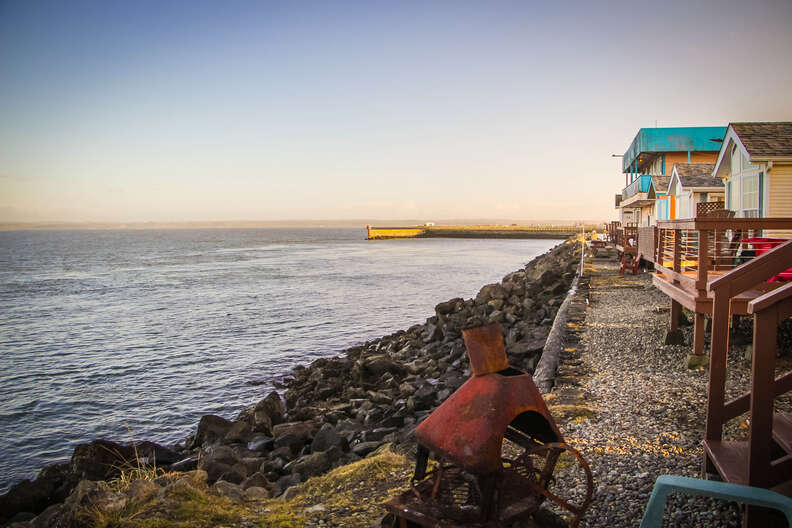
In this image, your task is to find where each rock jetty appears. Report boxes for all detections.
[0,239,581,526]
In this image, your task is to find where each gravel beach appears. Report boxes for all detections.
[549,256,792,527]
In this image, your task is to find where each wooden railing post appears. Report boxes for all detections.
[655,229,664,268]
[692,231,710,356]
[748,305,778,489]
[673,229,681,274]
[705,289,731,442]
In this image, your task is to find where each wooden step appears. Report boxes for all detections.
[773,412,792,456]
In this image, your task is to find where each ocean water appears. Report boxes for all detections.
[0,228,562,492]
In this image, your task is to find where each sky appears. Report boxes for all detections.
[1,0,791,224]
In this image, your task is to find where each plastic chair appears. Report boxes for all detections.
[640,475,792,527]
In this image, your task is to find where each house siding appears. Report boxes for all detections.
[767,163,792,237]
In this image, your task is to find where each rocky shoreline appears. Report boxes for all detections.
[0,239,582,527]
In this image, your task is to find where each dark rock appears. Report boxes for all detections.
[8,511,35,523]
[193,415,234,447]
[211,480,245,501]
[286,451,332,479]
[247,434,274,452]
[476,283,506,304]
[71,440,136,481]
[539,270,560,286]
[351,441,381,457]
[240,457,265,475]
[275,473,301,494]
[255,391,286,427]
[273,421,317,454]
[311,424,346,453]
[435,298,462,315]
[241,472,270,490]
[423,323,443,343]
[509,337,545,355]
[202,445,240,466]
[134,441,180,466]
[200,461,232,484]
[361,355,405,378]
[0,463,74,524]
[225,421,252,443]
[363,427,397,442]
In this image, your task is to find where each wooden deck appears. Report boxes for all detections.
[649,217,792,356]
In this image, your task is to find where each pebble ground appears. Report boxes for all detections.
[547,256,792,527]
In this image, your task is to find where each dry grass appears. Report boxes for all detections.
[79,446,413,528]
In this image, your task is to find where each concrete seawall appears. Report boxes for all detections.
[366,224,586,240]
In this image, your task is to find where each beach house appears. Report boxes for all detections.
[616,126,727,227]
[666,163,724,219]
[714,122,792,228]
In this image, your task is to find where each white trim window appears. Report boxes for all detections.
[741,174,759,218]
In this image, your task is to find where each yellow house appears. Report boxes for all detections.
[714,122,792,236]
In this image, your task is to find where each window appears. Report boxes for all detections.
[742,151,758,171]
[742,174,759,217]
[731,145,740,176]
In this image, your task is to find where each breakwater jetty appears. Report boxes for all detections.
[366,224,590,240]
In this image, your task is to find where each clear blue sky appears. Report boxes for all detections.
[1,0,791,223]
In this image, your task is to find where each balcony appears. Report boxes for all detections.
[621,174,652,200]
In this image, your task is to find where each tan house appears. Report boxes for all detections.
[714,122,792,218]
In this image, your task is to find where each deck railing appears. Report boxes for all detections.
[621,174,653,200]
[652,218,792,289]
[615,223,637,250]
[703,241,792,515]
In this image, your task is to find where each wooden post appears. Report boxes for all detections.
[673,229,681,274]
[693,312,706,355]
[670,300,681,332]
[705,291,731,442]
[692,231,710,356]
[656,229,664,268]
[744,306,782,527]
[748,306,778,488]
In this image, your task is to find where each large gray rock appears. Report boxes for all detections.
[71,440,137,481]
[476,283,506,304]
[193,415,234,447]
[311,424,346,453]
[224,421,252,443]
[211,480,245,501]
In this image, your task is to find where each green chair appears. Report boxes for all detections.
[640,475,792,527]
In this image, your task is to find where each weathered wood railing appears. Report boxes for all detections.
[616,223,637,251]
[606,221,620,244]
[651,217,792,357]
[703,241,792,525]
[653,218,792,288]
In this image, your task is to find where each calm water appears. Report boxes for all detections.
[0,228,561,492]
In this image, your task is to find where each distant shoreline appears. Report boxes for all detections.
[0,219,604,232]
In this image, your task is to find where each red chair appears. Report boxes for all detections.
[741,237,792,281]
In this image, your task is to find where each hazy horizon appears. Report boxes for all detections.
[0,217,603,231]
[2,0,792,224]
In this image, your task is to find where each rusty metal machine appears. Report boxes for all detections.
[384,323,593,527]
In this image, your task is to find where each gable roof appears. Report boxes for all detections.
[673,163,722,189]
[731,122,792,159]
[651,175,671,194]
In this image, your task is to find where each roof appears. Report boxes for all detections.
[731,122,792,159]
[651,175,671,192]
[622,126,727,173]
[674,163,722,189]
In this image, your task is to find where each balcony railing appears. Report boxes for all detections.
[621,174,652,201]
